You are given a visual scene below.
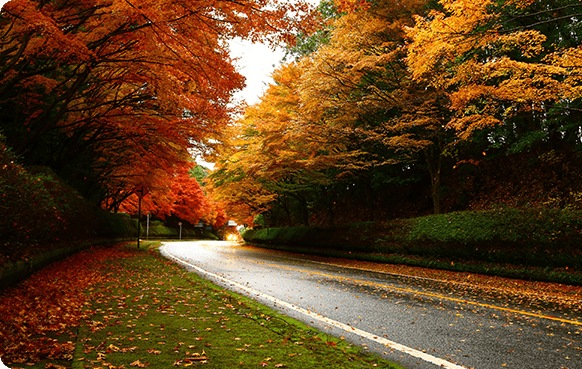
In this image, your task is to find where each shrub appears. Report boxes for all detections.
[94,210,138,239]
[405,207,582,248]
[242,207,582,271]
[145,220,178,238]
[0,134,143,258]
[0,140,99,257]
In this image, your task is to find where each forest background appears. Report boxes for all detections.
[211,0,582,228]
[208,0,582,282]
[1,0,582,276]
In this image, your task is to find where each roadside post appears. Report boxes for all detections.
[146,213,150,240]
[178,222,182,240]
[132,184,149,249]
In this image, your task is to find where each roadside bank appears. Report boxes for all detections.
[241,208,582,286]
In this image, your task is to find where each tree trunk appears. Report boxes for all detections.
[320,186,335,227]
[424,133,443,215]
[290,192,310,226]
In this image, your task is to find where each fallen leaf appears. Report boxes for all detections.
[130,359,149,367]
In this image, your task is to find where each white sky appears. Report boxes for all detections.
[190,39,288,169]
[229,38,287,106]
[191,40,287,169]
[228,0,321,105]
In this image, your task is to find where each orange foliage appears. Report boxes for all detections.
[0,0,318,221]
[209,61,363,223]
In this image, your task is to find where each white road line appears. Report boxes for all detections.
[161,244,468,369]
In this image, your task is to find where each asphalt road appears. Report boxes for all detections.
[161,240,582,369]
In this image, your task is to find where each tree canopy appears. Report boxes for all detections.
[4,0,582,229]
[210,0,582,226]
[0,0,317,225]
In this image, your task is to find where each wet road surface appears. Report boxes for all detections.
[161,241,582,369]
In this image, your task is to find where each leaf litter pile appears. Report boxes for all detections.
[0,242,402,369]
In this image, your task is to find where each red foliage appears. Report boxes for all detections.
[117,163,228,226]
[0,245,135,365]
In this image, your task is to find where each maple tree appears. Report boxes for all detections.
[401,0,582,216]
[209,60,368,225]
[117,161,228,227]
[297,0,460,214]
[0,0,318,222]
[209,63,307,226]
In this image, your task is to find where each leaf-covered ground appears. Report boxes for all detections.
[0,244,136,367]
[0,242,403,369]
[262,246,582,315]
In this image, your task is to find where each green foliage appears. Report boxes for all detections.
[136,220,219,240]
[284,0,339,60]
[253,213,266,228]
[405,207,582,247]
[189,165,209,186]
[94,211,138,239]
[242,207,582,284]
[203,230,220,240]
[243,226,319,245]
[145,220,178,238]
[243,222,383,252]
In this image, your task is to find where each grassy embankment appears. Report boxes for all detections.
[0,242,403,369]
[242,207,582,286]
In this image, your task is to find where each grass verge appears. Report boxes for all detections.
[2,241,402,369]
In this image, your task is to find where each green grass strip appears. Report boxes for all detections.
[68,243,403,369]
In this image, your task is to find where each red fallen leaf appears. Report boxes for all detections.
[0,245,135,364]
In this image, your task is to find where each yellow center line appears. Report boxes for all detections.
[217,249,582,327]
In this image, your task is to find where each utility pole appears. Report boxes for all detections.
[137,196,142,249]
[132,184,149,249]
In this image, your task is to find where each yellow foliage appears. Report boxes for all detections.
[406,0,581,140]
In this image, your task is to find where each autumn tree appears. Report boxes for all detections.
[0,0,317,219]
[208,122,278,226]
[213,0,582,224]
[406,0,582,151]
[118,162,227,226]
[296,0,462,214]
[210,60,367,226]
[284,0,340,60]
[210,63,316,226]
